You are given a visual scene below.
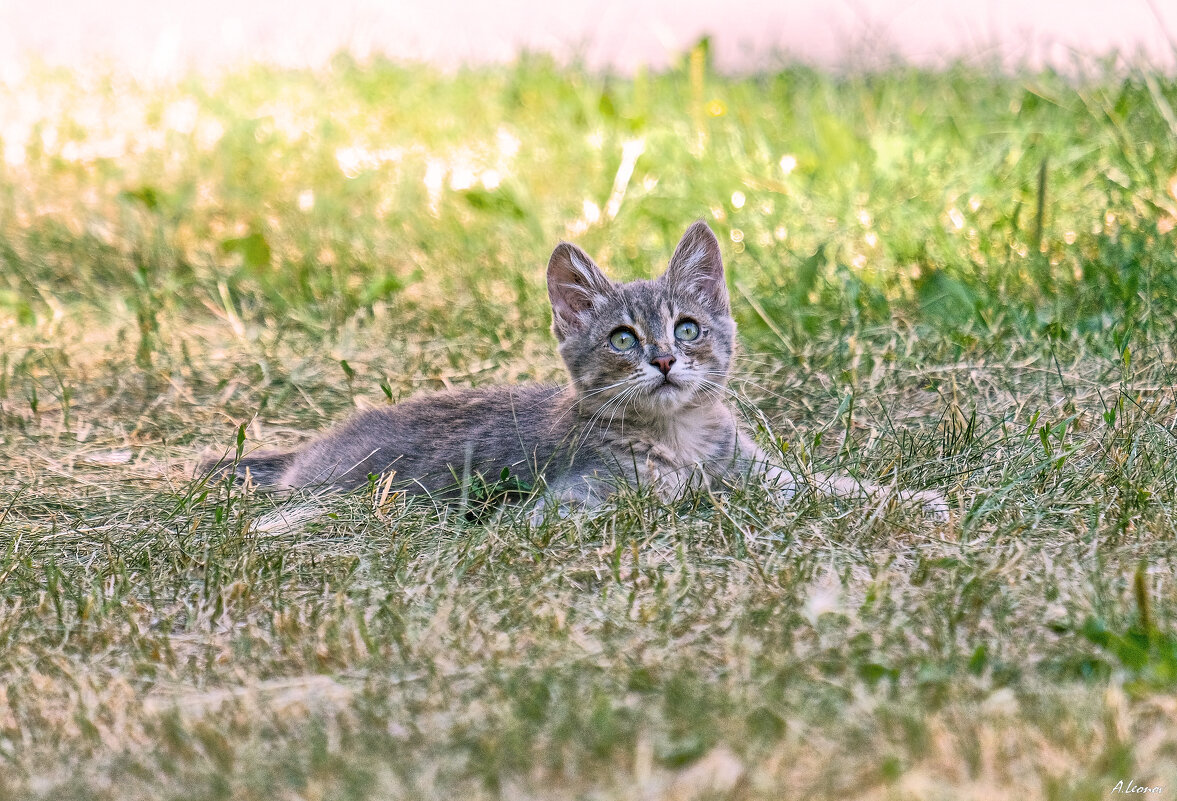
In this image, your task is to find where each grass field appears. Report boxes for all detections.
[2,46,1177,799]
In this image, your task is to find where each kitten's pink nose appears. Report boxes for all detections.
[650,355,676,375]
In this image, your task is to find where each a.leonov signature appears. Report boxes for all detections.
[1112,780,1164,794]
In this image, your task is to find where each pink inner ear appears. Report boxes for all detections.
[666,222,727,307]
[548,243,611,331]
[552,279,593,316]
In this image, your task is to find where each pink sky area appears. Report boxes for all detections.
[1,0,1175,78]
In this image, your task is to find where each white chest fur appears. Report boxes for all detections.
[653,403,737,467]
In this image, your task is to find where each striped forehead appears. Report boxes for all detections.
[617,282,675,333]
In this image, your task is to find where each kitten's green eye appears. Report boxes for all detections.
[608,328,638,350]
[674,320,701,341]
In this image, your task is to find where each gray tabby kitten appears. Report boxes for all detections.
[205,221,946,520]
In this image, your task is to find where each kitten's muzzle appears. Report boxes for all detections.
[650,354,676,375]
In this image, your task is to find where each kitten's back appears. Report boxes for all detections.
[249,384,594,493]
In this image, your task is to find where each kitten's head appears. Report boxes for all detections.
[547,220,735,420]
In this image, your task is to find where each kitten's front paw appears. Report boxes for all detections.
[903,489,949,521]
[526,497,573,528]
[761,465,798,506]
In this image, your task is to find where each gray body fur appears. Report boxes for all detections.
[236,383,753,506]
[204,221,946,519]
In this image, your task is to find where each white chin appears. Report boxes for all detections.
[645,382,690,409]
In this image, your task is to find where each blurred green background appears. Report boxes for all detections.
[4,49,1175,352]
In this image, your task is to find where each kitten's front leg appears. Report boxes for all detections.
[729,431,799,500]
[731,431,948,519]
[802,472,949,520]
[525,474,610,527]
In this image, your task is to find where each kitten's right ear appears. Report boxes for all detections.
[665,220,728,313]
[547,242,613,341]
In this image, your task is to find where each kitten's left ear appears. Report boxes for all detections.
[547,242,614,341]
[664,220,729,312]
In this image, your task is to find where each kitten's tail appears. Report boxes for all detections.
[197,449,297,490]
